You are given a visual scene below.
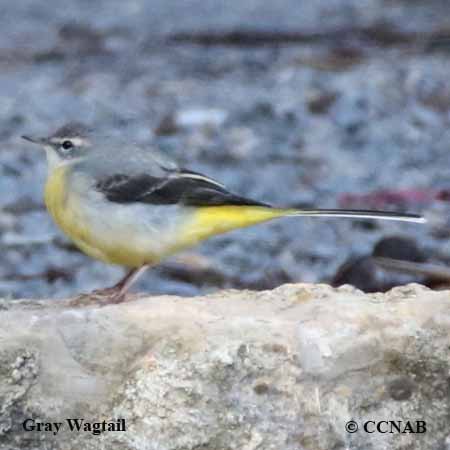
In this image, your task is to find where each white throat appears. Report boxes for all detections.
[44,147,64,172]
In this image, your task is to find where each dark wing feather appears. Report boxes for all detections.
[95,171,268,207]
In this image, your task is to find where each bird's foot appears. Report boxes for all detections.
[92,287,127,304]
[68,266,150,307]
[69,287,127,307]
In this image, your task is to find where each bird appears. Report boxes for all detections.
[22,123,425,303]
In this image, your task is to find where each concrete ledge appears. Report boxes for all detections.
[0,283,449,450]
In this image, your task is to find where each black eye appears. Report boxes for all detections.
[61,140,74,150]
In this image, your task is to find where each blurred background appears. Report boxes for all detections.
[1,0,450,299]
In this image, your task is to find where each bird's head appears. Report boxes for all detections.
[22,122,91,169]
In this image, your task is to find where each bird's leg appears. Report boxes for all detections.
[109,265,150,303]
[72,265,150,306]
[95,267,143,294]
[89,269,135,296]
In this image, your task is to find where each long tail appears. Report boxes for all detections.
[183,206,425,247]
[173,205,425,250]
[283,208,426,223]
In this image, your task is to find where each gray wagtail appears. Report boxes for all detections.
[22,123,425,303]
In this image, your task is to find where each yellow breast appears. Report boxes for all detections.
[44,165,165,267]
[44,165,110,264]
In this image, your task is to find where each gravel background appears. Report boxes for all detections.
[1,0,450,299]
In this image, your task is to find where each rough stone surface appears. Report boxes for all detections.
[0,283,449,449]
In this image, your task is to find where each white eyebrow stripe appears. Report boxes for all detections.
[50,137,87,147]
[69,137,86,146]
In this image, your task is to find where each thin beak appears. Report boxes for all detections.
[21,135,47,145]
